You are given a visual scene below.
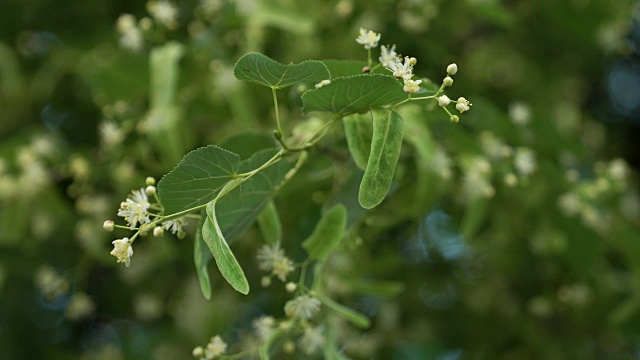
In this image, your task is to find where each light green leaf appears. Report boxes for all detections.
[217,148,294,243]
[233,53,330,89]
[302,204,347,261]
[359,109,404,209]
[203,188,250,295]
[158,145,241,215]
[301,74,407,115]
[257,201,281,246]
[343,112,373,170]
[194,211,212,300]
[317,294,371,329]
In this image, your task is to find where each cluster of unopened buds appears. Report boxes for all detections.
[103,176,189,267]
[355,28,472,122]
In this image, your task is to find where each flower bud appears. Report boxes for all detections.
[145,177,156,186]
[409,57,417,66]
[362,66,371,73]
[443,76,453,87]
[145,185,156,196]
[446,63,458,75]
[438,95,451,107]
[177,229,187,239]
[103,220,115,232]
[192,346,204,357]
[261,276,272,287]
[450,115,459,123]
[153,226,164,237]
[285,282,297,293]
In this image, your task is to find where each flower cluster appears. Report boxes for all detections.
[192,335,227,360]
[116,14,144,52]
[257,245,295,281]
[284,294,322,320]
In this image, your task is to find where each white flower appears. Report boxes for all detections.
[508,101,532,125]
[403,79,422,94]
[446,63,458,75]
[438,95,451,107]
[284,295,321,320]
[298,326,324,355]
[253,316,275,341]
[147,1,178,29]
[456,97,471,113]
[111,238,133,267]
[204,335,227,359]
[379,44,398,67]
[514,147,536,176]
[116,14,136,33]
[117,188,151,229]
[119,27,143,52]
[355,28,381,49]
[557,192,582,216]
[386,57,413,80]
[162,216,188,234]
[314,79,331,89]
[257,245,295,281]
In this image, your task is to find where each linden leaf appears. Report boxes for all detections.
[233,53,330,89]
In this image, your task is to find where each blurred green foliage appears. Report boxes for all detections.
[0,0,639,359]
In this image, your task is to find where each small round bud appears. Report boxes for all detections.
[177,230,187,239]
[450,115,460,123]
[409,57,417,66]
[504,173,518,187]
[192,346,204,357]
[446,63,458,75]
[283,341,295,354]
[261,276,272,287]
[438,95,451,107]
[443,76,453,87]
[145,185,156,196]
[139,224,150,236]
[139,17,153,31]
[153,226,164,237]
[145,177,156,186]
[285,282,297,293]
[103,220,115,232]
[362,66,371,73]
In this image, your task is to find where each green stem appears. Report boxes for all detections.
[367,48,372,67]
[271,87,284,136]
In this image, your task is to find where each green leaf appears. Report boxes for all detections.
[158,145,241,215]
[358,109,404,209]
[217,148,294,243]
[302,204,347,261]
[321,59,388,78]
[317,294,371,329]
[233,53,330,89]
[343,112,373,170]
[257,201,281,246]
[202,185,250,295]
[194,211,212,300]
[301,74,407,115]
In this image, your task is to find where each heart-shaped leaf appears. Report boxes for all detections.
[359,109,404,209]
[158,145,240,215]
[301,74,407,115]
[233,53,330,89]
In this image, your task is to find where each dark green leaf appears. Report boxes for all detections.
[343,112,373,170]
[217,148,294,243]
[257,201,281,246]
[359,109,404,209]
[302,204,347,261]
[301,74,407,115]
[194,211,212,300]
[158,145,240,215]
[233,53,330,89]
